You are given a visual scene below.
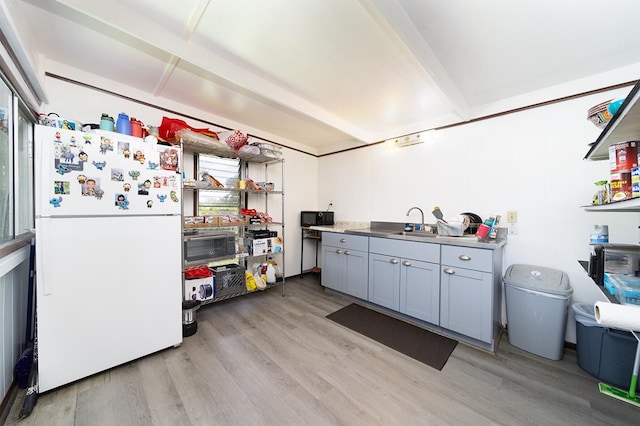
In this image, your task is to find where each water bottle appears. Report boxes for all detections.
[116,113,131,135]
[99,113,114,131]
[130,117,142,137]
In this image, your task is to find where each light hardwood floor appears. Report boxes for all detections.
[4,275,639,425]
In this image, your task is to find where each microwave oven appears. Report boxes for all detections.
[300,211,334,227]
[183,231,236,262]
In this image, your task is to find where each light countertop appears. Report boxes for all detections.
[309,221,506,250]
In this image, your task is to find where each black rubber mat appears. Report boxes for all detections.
[327,303,457,370]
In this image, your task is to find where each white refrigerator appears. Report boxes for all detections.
[34,125,183,392]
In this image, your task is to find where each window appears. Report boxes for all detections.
[0,78,13,243]
[197,154,240,216]
[0,75,35,244]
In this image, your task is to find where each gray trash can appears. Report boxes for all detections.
[503,264,573,360]
[572,303,636,388]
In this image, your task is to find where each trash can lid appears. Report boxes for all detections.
[503,264,572,296]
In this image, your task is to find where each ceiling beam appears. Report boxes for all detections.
[363,0,471,121]
[52,0,372,142]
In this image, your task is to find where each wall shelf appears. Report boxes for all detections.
[584,81,640,161]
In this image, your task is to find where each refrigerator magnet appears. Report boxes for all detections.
[111,168,124,181]
[123,183,131,192]
[115,194,129,210]
[157,194,167,202]
[99,137,113,154]
[78,151,88,162]
[54,181,69,195]
[147,162,159,170]
[128,170,140,180]
[81,178,100,197]
[49,196,63,207]
[170,190,179,202]
[92,160,107,170]
[146,200,153,208]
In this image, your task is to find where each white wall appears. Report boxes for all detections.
[319,86,639,343]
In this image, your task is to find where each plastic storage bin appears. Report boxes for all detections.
[503,264,573,360]
[572,303,636,389]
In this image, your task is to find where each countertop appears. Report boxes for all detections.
[309,221,507,250]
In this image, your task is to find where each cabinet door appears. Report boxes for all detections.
[321,245,344,292]
[440,266,493,343]
[399,259,440,325]
[368,253,400,310]
[344,249,369,300]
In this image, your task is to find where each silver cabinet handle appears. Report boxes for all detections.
[340,238,346,243]
[443,268,455,274]
[336,249,343,254]
[344,251,350,255]
[458,255,471,261]
[390,258,399,264]
[402,260,411,267]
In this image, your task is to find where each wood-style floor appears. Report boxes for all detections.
[4,275,639,426]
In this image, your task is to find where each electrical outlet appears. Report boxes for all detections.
[508,223,518,235]
[507,211,517,223]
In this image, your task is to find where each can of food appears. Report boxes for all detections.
[610,170,632,202]
[609,141,638,172]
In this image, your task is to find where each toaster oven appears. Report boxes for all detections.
[183,231,236,262]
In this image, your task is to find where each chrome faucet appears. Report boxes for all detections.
[406,207,425,231]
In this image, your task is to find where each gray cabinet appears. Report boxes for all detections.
[369,237,440,324]
[440,245,500,344]
[321,232,369,299]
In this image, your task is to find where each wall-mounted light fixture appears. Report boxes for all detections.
[385,130,436,148]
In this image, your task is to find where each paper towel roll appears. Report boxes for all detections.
[594,301,640,331]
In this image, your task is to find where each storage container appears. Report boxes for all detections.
[503,264,572,360]
[211,264,246,298]
[572,303,637,389]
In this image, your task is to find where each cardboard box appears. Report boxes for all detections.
[184,276,214,301]
[245,236,283,255]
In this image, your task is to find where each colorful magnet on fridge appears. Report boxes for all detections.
[49,197,63,207]
[92,160,106,170]
[56,165,70,175]
[128,170,140,180]
[78,151,88,162]
[82,135,92,144]
[77,174,87,184]
[69,136,77,146]
[123,183,131,192]
[147,162,158,170]
[157,194,167,202]
[170,190,179,203]
[146,200,153,208]
[95,189,104,200]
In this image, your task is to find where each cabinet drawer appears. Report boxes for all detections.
[441,245,493,273]
[322,232,369,251]
[369,237,439,263]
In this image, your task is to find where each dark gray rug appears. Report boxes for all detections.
[327,303,457,370]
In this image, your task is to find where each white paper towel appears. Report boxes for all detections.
[594,301,640,331]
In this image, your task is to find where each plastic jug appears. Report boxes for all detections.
[99,113,114,131]
[266,264,276,284]
[116,113,131,135]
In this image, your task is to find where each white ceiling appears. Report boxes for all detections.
[8,0,640,154]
